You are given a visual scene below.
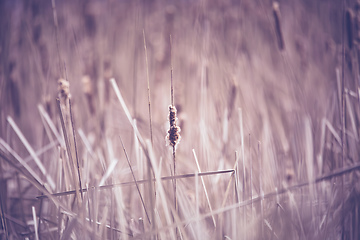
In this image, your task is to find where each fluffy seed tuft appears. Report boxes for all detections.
[58,78,71,100]
[167,105,181,147]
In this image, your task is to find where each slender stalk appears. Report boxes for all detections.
[170,35,174,106]
[173,144,177,223]
[169,35,180,235]
[249,134,253,218]
[119,136,151,224]
[192,149,216,227]
[195,171,200,239]
[69,99,83,200]
[341,0,346,237]
[32,206,39,240]
[51,0,63,76]
[7,116,55,190]
[170,34,176,218]
[56,99,79,203]
[38,169,235,198]
[142,29,153,146]
[258,142,264,239]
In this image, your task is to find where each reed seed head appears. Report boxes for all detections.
[58,78,70,100]
[167,105,181,147]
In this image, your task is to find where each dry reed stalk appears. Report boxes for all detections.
[99,206,109,238]
[258,141,264,238]
[195,171,199,240]
[0,145,76,223]
[69,99,83,200]
[192,149,216,227]
[119,136,151,224]
[239,110,246,195]
[142,29,154,146]
[238,108,246,238]
[273,2,285,51]
[77,129,93,153]
[341,0,346,235]
[7,116,56,190]
[218,152,239,239]
[32,206,39,240]
[38,169,234,197]
[99,159,118,188]
[58,78,85,207]
[221,153,240,210]
[249,134,253,218]
[38,104,65,148]
[234,151,241,204]
[51,0,63,76]
[282,181,306,238]
[56,99,81,205]
[167,105,181,226]
[168,35,182,237]
[0,138,45,187]
[142,32,157,237]
[218,170,236,238]
[110,79,145,144]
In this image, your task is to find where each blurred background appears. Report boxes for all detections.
[1,0,359,239]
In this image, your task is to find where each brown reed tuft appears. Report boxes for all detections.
[273,2,285,51]
[167,105,181,147]
[58,78,70,101]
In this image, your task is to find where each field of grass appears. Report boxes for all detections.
[1,0,360,239]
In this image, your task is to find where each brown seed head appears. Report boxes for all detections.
[58,78,70,100]
[167,105,181,147]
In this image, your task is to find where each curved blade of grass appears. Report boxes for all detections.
[119,136,151,224]
[192,149,216,227]
[6,117,55,190]
[37,169,234,199]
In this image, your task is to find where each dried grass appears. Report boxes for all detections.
[1,0,359,239]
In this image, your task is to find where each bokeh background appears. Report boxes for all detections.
[1,0,359,239]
